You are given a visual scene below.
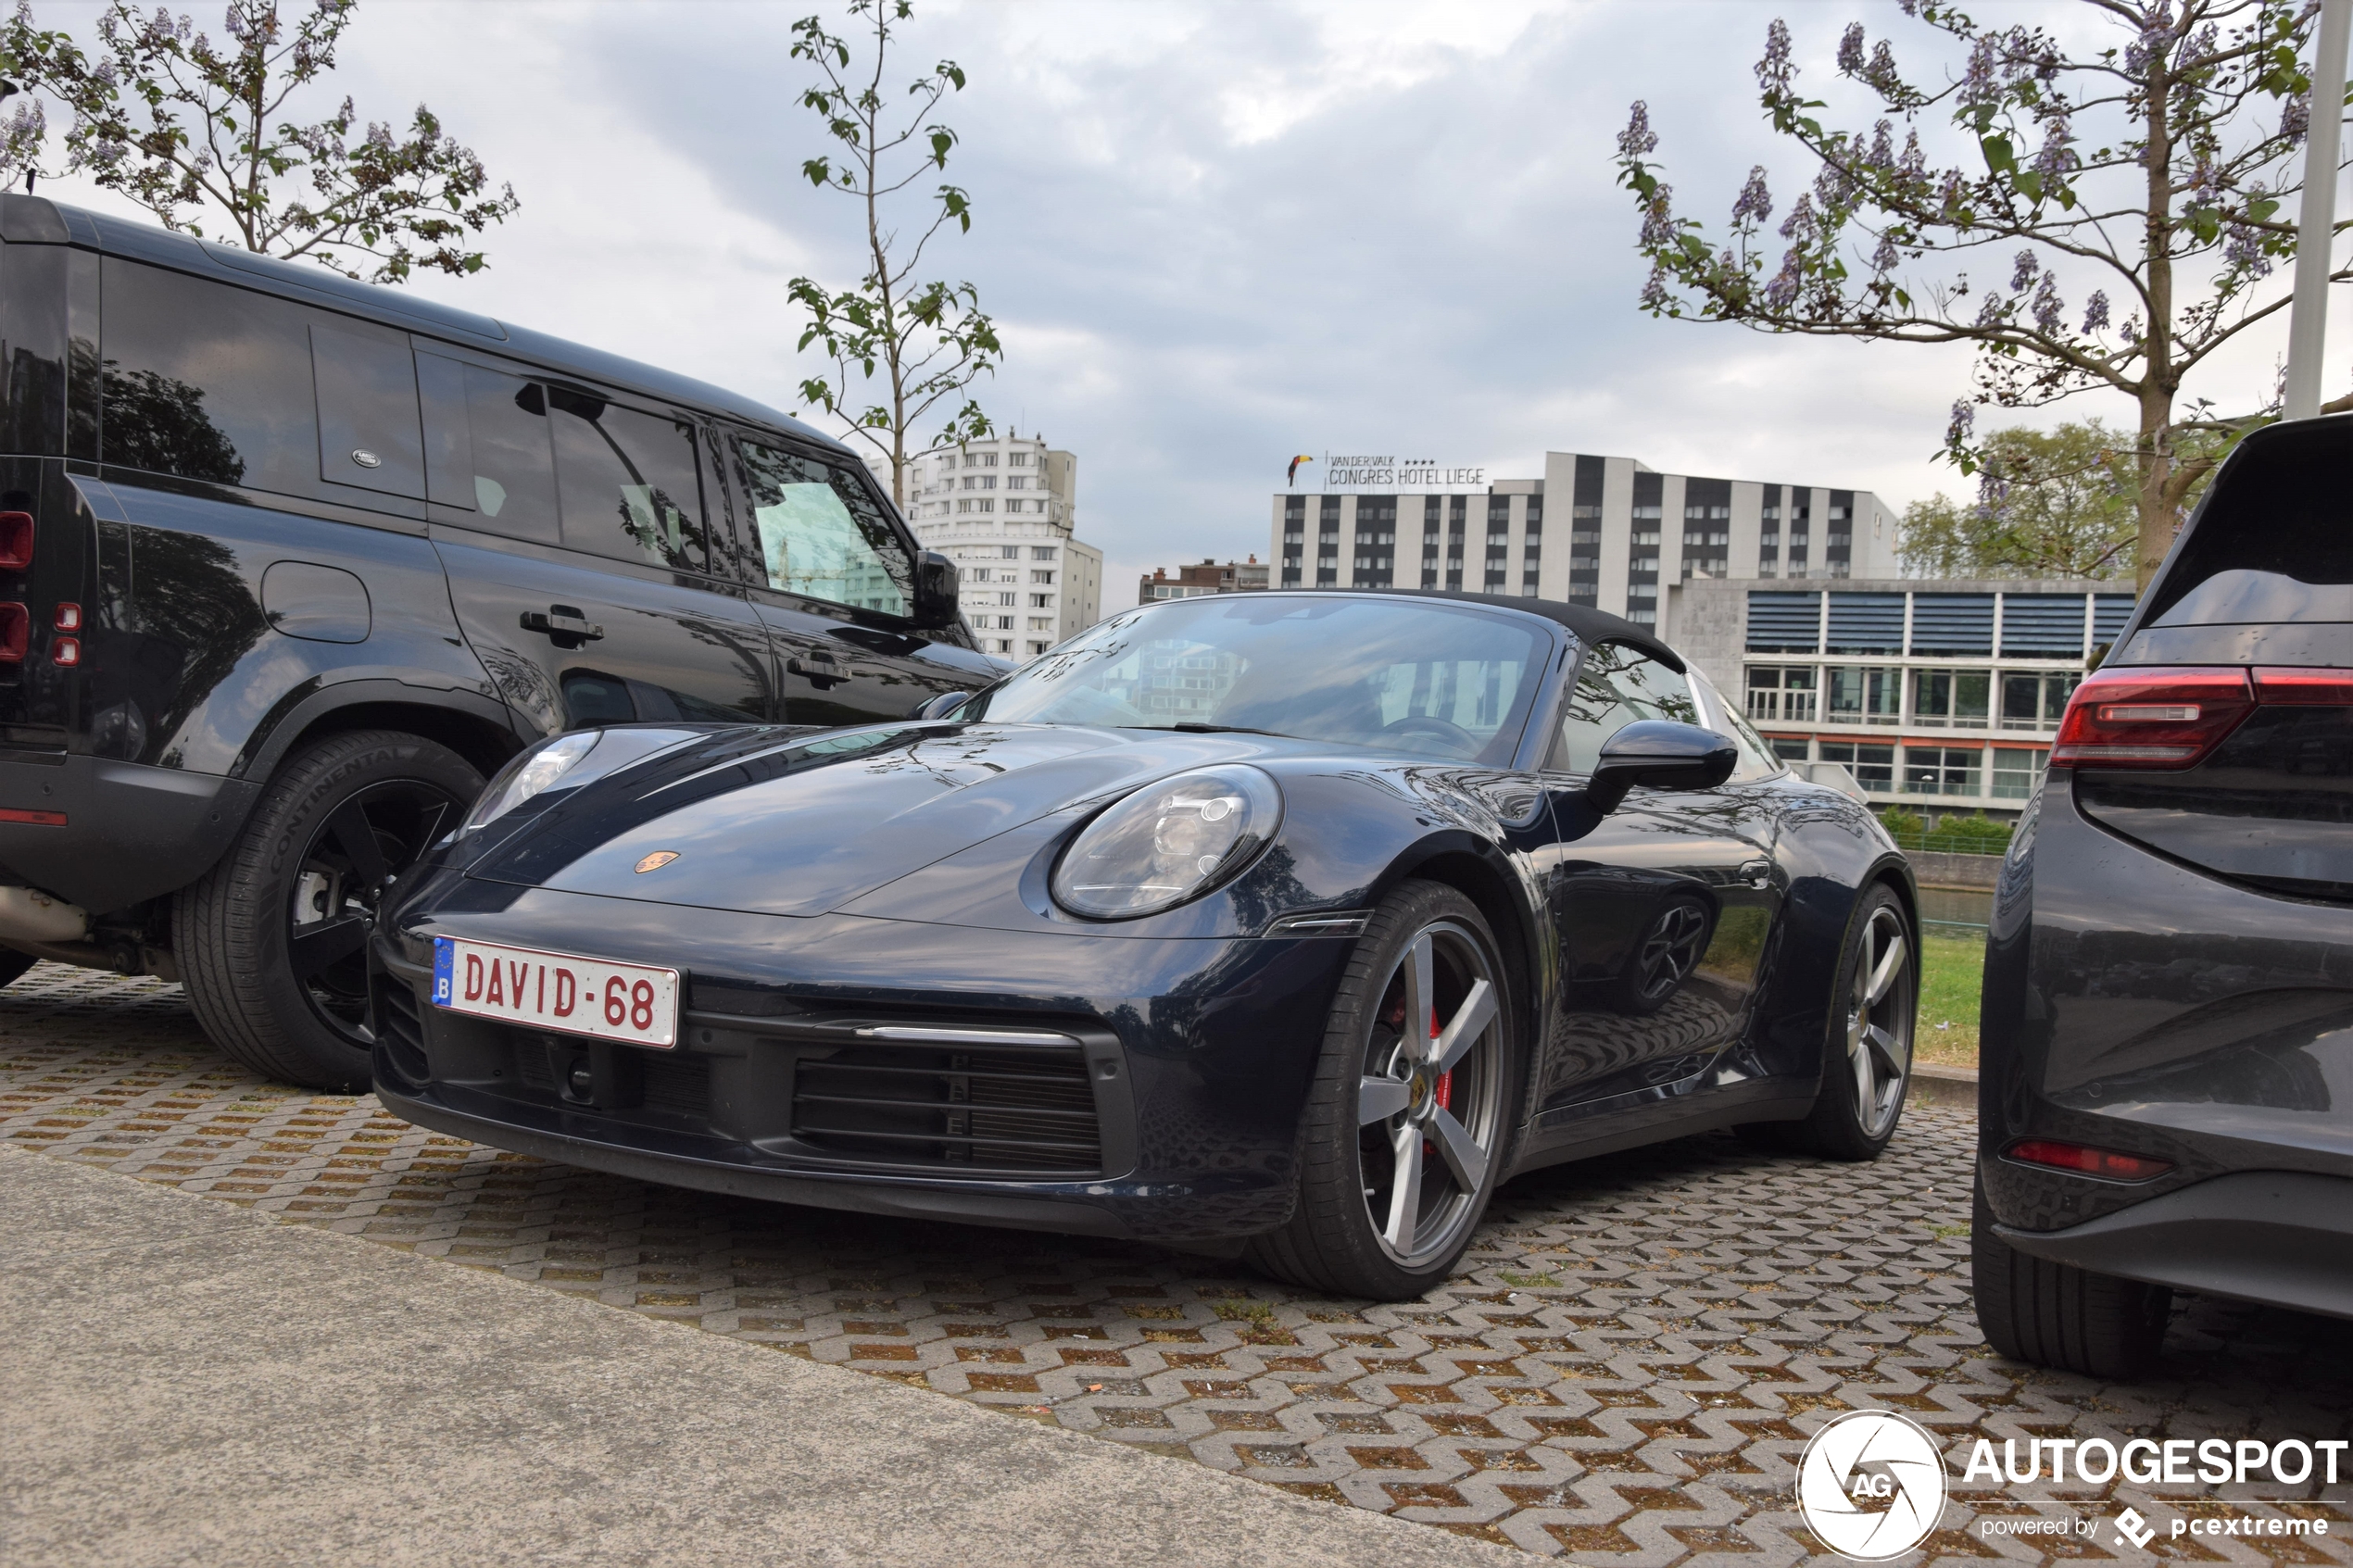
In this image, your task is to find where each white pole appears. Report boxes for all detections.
[2284,0,2352,420]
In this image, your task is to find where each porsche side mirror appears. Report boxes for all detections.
[1586,721,1738,814]
[912,690,972,721]
[910,550,959,629]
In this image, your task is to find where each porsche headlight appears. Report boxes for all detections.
[1052,766,1282,920]
[461,731,601,833]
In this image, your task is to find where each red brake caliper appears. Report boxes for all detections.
[1431,1006,1452,1111]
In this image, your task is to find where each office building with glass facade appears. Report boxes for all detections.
[1270,452,1900,625]
[1664,576,2138,817]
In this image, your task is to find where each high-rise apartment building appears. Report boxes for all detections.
[1271,451,1899,625]
[888,434,1103,658]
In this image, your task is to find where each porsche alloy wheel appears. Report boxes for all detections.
[1844,900,1914,1142]
[1251,880,1517,1300]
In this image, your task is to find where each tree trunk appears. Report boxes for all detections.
[2133,389,2176,591]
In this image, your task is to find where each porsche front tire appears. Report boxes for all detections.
[1250,880,1519,1301]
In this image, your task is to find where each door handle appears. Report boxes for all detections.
[786,653,845,690]
[1738,859,1773,890]
[521,606,604,645]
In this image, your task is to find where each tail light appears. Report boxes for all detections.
[2005,1138,2172,1182]
[2050,666,2255,768]
[2252,667,2353,705]
[0,512,30,571]
[0,604,23,663]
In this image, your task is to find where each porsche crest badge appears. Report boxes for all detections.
[634,851,680,874]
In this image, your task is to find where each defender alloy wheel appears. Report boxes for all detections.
[1251,880,1518,1300]
[177,729,482,1091]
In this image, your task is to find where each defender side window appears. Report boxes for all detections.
[734,437,912,616]
[548,388,707,574]
[441,364,561,545]
[100,257,313,493]
[1549,642,1698,775]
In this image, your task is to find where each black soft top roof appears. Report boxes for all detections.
[1252,588,1684,671]
[0,193,842,456]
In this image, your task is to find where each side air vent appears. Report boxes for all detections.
[791,1038,1101,1174]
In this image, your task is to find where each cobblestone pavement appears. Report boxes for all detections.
[6,963,2347,1565]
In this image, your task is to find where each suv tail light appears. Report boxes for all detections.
[0,604,23,663]
[2005,1138,2172,1182]
[2050,666,2256,768]
[0,512,30,571]
[2252,666,2353,705]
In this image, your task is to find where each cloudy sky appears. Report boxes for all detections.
[19,0,2328,605]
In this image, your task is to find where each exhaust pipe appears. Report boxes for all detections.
[0,885,85,944]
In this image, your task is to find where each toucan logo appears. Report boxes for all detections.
[1287,454,1315,485]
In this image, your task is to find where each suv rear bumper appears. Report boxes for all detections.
[1993,1170,2353,1322]
[0,755,255,916]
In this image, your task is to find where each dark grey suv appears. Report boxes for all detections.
[0,194,998,1089]
[1973,414,2353,1374]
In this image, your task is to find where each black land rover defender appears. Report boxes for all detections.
[0,194,997,1089]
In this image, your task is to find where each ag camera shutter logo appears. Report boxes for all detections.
[1796,1410,1949,1560]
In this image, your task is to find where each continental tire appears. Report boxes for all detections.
[1249,880,1520,1301]
[1970,1179,2171,1377]
[175,729,481,1090]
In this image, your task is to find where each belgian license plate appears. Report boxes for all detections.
[431,937,679,1048]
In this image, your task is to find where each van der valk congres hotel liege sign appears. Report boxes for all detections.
[1290,454,1489,489]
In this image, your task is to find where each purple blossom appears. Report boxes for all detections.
[1641,187,1678,249]
[223,4,244,37]
[1869,41,1900,92]
[2010,249,2039,291]
[1813,160,1855,210]
[1731,165,1773,226]
[1639,265,1672,312]
[1778,190,1818,243]
[2082,290,2110,332]
[1870,231,1899,272]
[2032,112,2078,181]
[1961,36,1998,107]
[1938,168,1967,213]
[2282,94,2309,146]
[2225,222,2272,278]
[2032,273,2064,334]
[1898,130,1927,184]
[1976,290,2008,327]
[1765,254,1804,310]
[1756,18,1793,96]
[1837,22,1866,76]
[1618,100,1657,160]
[2123,4,2176,78]
[1867,119,1894,170]
[1946,400,1977,446]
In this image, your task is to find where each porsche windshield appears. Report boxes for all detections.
[964,595,1554,764]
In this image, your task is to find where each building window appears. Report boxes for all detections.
[1032,570,1055,583]
[1911,669,1991,728]
[1030,594,1052,608]
[1770,737,1811,763]
[1992,746,2047,798]
[2000,671,2077,731]
[1818,741,1895,794]
[1904,745,1983,797]
[1824,666,1899,725]
[1746,665,1818,723]
[1001,546,1020,558]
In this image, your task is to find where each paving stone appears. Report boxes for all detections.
[3,962,2347,1563]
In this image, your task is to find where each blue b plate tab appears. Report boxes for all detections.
[432,936,455,1006]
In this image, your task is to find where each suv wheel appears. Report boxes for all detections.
[176,729,482,1090]
[1971,1180,2171,1376]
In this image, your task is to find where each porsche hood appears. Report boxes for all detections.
[462,722,1268,918]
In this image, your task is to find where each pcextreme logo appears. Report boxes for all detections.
[1796,1411,1949,1561]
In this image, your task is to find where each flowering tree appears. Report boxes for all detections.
[788,0,1000,509]
[0,0,518,283]
[1617,1,2340,589]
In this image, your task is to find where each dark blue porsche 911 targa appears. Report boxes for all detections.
[371,590,1919,1299]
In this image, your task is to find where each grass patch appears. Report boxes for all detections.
[1916,931,1983,1070]
[1497,1270,1563,1289]
[1209,1298,1276,1323]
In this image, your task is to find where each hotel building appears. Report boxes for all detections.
[891,434,1103,658]
[1271,451,1901,624]
[1665,576,2137,819]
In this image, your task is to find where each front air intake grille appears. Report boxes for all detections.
[791,1041,1101,1174]
[376,977,429,1083]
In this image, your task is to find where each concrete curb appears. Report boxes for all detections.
[1912,1062,1979,1112]
[0,1144,1517,1568]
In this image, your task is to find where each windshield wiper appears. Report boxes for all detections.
[1160,721,1290,737]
